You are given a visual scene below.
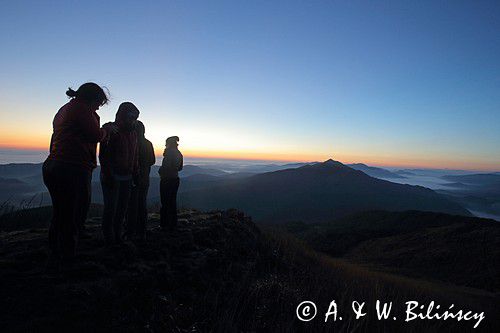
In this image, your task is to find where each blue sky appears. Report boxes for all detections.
[0,1,499,170]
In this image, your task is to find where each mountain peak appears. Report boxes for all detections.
[321,159,345,167]
[295,159,350,173]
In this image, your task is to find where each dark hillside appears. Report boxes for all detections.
[0,209,498,331]
[287,210,500,291]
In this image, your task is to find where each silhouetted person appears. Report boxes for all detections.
[100,102,140,245]
[43,83,116,262]
[125,121,155,241]
[159,136,183,231]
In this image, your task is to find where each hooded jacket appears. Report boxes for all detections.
[99,111,138,178]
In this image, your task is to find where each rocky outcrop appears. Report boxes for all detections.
[0,209,261,332]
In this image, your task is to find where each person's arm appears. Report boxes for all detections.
[99,137,113,182]
[178,151,183,171]
[75,106,106,143]
[132,136,140,185]
[49,133,54,153]
[147,141,156,167]
[158,155,167,177]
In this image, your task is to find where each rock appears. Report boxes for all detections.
[0,209,262,332]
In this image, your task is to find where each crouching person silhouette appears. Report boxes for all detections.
[100,102,140,245]
[43,83,116,264]
[159,136,183,232]
[125,121,155,241]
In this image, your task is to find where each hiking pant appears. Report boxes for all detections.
[160,177,180,230]
[79,177,91,234]
[126,182,149,239]
[101,177,132,244]
[42,159,92,259]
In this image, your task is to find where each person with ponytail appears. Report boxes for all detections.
[43,82,117,265]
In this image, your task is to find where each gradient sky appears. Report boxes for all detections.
[1,1,499,170]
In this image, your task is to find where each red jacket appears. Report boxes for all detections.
[99,127,139,177]
[47,98,106,170]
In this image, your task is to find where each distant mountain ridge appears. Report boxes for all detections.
[151,165,229,178]
[347,163,405,179]
[442,173,500,186]
[0,163,42,178]
[180,159,470,223]
[438,173,500,219]
[0,162,231,180]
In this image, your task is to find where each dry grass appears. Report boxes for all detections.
[223,226,499,332]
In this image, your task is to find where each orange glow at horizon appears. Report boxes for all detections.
[175,151,500,171]
[1,141,499,172]
[0,135,50,151]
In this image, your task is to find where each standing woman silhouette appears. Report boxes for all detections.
[43,82,116,264]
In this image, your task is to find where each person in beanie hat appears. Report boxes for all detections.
[158,136,183,231]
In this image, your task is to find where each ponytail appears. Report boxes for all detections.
[65,82,109,106]
[66,88,78,98]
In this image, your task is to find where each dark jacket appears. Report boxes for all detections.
[47,98,106,170]
[137,138,156,185]
[159,147,183,179]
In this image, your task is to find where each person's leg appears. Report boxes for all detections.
[136,184,149,239]
[113,180,132,243]
[43,161,86,260]
[101,177,118,245]
[69,168,92,249]
[77,171,92,239]
[59,189,78,260]
[169,178,180,230]
[125,186,139,239]
[164,179,179,231]
[164,180,173,230]
[160,179,168,229]
[43,160,62,258]
[54,165,79,260]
